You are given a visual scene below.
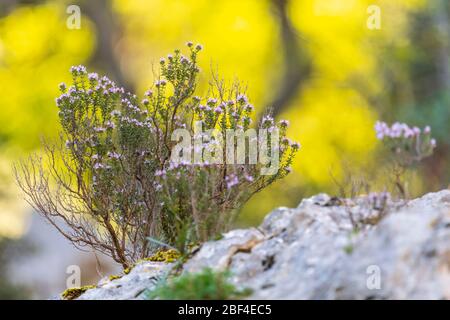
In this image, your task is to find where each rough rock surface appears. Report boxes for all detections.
[77,261,173,300]
[74,190,450,300]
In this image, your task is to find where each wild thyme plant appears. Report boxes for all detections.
[375,121,436,197]
[15,43,298,268]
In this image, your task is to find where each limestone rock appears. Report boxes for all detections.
[76,261,172,300]
[72,189,450,300]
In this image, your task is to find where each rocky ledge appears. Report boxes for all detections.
[72,190,450,300]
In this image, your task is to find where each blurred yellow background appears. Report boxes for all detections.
[0,0,448,238]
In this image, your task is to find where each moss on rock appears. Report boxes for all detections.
[144,249,181,263]
[61,285,96,300]
[109,274,122,281]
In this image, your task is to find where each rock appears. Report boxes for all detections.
[332,191,450,299]
[72,189,450,300]
[184,189,450,299]
[183,228,265,273]
[76,261,172,300]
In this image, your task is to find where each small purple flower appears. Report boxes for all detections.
[403,128,414,138]
[68,87,77,96]
[107,151,121,159]
[291,142,301,150]
[237,94,247,104]
[207,98,217,105]
[55,97,62,107]
[70,65,87,75]
[262,115,273,126]
[180,56,189,64]
[99,76,111,85]
[105,121,115,130]
[279,120,289,128]
[108,87,118,95]
[430,139,437,147]
[374,121,388,139]
[88,73,98,82]
[245,104,254,112]
[93,163,104,170]
[244,174,254,182]
[225,175,239,189]
[155,169,166,177]
[78,66,87,74]
[155,80,167,87]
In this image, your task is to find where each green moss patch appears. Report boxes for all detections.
[144,249,181,263]
[61,285,96,300]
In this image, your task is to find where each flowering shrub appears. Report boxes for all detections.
[375,121,436,197]
[15,43,298,268]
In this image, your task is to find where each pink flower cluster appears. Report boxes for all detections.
[375,120,436,165]
[375,121,435,147]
